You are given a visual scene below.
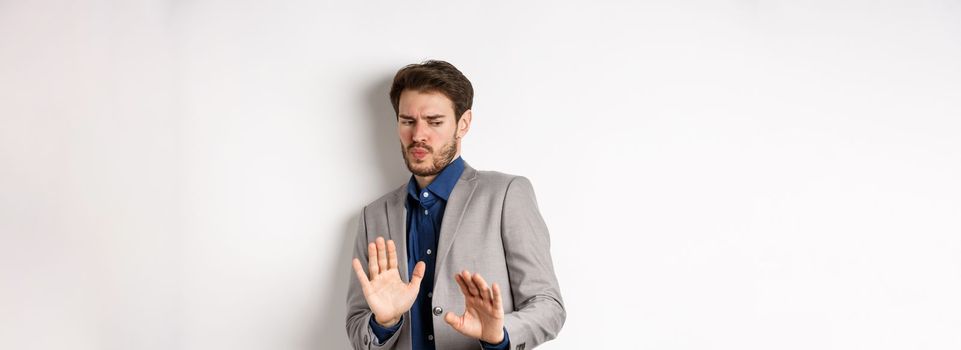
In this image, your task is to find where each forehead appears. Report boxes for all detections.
[398,89,455,117]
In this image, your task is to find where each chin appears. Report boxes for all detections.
[412,164,432,173]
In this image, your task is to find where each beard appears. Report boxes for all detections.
[401,136,458,177]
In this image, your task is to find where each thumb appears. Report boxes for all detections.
[408,261,426,290]
[444,311,463,330]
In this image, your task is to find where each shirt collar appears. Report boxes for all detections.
[406,156,465,202]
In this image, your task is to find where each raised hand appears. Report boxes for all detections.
[444,270,506,344]
[352,236,426,327]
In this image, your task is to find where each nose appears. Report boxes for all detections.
[412,120,428,143]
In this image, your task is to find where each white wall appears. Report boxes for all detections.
[2,1,959,349]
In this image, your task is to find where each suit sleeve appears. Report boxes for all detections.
[500,176,566,349]
[345,206,405,349]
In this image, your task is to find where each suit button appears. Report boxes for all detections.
[433,306,443,316]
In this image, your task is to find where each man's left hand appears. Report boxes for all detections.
[443,270,505,344]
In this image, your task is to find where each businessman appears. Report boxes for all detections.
[345,60,565,350]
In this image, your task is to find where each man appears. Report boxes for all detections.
[346,60,565,350]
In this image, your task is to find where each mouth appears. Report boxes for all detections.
[410,148,429,159]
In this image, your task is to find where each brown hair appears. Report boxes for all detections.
[389,60,474,122]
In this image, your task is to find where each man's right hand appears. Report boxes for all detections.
[352,236,426,327]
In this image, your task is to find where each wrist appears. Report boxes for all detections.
[374,315,400,328]
[480,328,505,344]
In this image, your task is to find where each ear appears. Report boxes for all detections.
[456,110,472,139]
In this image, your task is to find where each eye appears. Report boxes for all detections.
[429,121,443,126]
[400,120,413,126]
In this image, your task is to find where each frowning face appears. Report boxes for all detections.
[397,89,470,177]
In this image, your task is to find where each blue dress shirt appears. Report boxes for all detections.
[368,157,509,349]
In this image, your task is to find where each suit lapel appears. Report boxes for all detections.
[435,163,478,281]
[385,185,409,282]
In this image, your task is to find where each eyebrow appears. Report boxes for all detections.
[398,114,446,120]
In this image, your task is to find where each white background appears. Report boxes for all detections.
[2,1,960,349]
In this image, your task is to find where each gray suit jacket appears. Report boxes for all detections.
[346,162,565,350]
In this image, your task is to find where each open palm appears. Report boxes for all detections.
[444,270,505,344]
[352,237,425,326]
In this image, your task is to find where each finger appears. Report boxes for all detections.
[454,273,471,297]
[408,261,427,292]
[460,270,476,297]
[367,242,379,277]
[464,271,481,297]
[492,282,503,310]
[376,237,388,273]
[387,239,398,270]
[352,258,372,295]
[472,272,491,303]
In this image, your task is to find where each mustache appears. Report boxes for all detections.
[408,143,432,152]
